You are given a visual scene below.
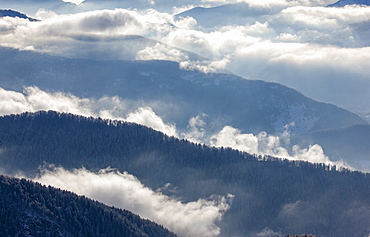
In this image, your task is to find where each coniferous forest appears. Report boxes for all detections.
[0,174,176,237]
[0,111,369,236]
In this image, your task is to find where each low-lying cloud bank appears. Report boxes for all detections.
[33,167,233,237]
[0,86,353,170]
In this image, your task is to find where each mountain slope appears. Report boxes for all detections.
[0,46,365,136]
[0,0,64,15]
[0,174,176,237]
[302,124,370,163]
[0,111,369,237]
[0,9,38,21]
[175,3,277,28]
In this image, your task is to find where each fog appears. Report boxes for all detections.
[33,167,233,237]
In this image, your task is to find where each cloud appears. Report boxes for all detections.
[33,167,232,237]
[277,5,370,30]
[179,56,231,73]
[0,87,91,116]
[181,113,208,143]
[125,107,178,137]
[0,86,177,136]
[136,43,190,61]
[210,125,353,169]
[3,3,370,113]
[62,0,85,5]
[202,0,338,7]
[0,8,176,58]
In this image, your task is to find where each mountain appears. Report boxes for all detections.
[1,46,369,167]
[0,111,370,237]
[309,20,370,48]
[0,9,38,21]
[300,124,370,166]
[0,174,177,237]
[328,0,370,7]
[175,3,277,28]
[0,46,365,136]
[0,0,64,16]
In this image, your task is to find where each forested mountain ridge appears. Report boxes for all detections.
[0,111,369,236]
[0,9,38,21]
[0,174,177,237]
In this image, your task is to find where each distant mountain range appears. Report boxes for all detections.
[0,46,365,135]
[175,3,277,28]
[0,174,176,237]
[1,46,369,169]
[0,111,369,237]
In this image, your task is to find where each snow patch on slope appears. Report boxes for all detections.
[273,103,318,134]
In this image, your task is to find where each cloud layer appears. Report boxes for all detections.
[33,167,232,237]
[1,2,370,113]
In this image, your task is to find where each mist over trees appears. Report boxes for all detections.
[0,174,176,237]
[0,111,369,236]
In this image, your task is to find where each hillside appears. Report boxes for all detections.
[300,124,370,166]
[0,9,38,21]
[0,174,176,237]
[0,46,365,136]
[0,111,369,236]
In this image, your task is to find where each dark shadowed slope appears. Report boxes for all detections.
[0,9,38,21]
[0,111,369,237]
[0,174,177,237]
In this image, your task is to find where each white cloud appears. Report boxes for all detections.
[181,113,208,143]
[202,0,338,7]
[0,86,177,136]
[210,126,259,154]
[62,0,85,5]
[4,3,370,108]
[34,167,232,237]
[210,125,353,169]
[179,56,231,73]
[278,5,370,30]
[125,107,178,137]
[136,43,190,61]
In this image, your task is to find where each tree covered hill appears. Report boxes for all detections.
[0,111,369,236]
[0,9,38,21]
[0,174,176,237]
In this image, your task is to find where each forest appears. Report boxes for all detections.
[0,111,369,236]
[0,174,176,236]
